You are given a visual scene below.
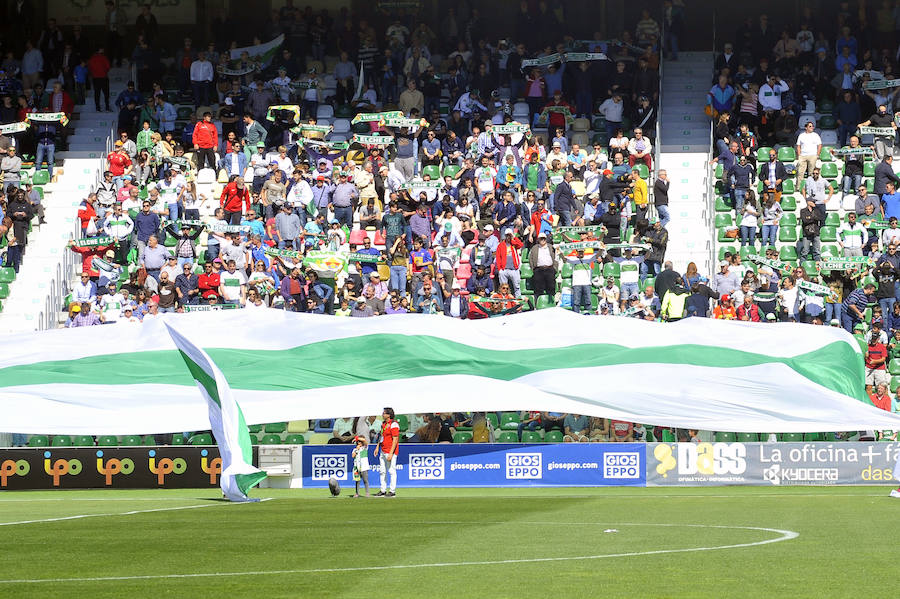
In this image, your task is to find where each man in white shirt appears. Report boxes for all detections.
[795,121,822,184]
[189,51,214,107]
[804,168,833,207]
[839,211,866,256]
[286,170,313,215]
[758,75,789,112]
[474,156,498,200]
[881,217,900,248]
[218,259,247,306]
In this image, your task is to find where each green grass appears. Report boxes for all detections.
[0,486,897,598]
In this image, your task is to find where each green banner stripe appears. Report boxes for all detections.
[0,336,865,402]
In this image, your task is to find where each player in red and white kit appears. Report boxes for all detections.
[374,407,400,497]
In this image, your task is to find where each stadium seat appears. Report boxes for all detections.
[121,435,142,446]
[778,226,797,242]
[660,429,676,442]
[32,171,50,185]
[521,431,542,443]
[718,246,737,261]
[714,214,733,228]
[139,435,155,446]
[422,164,441,180]
[714,432,736,442]
[800,260,818,274]
[313,419,334,432]
[780,433,804,442]
[495,431,518,443]
[0,267,14,283]
[536,295,555,309]
[0,283,9,299]
[779,247,798,261]
[499,412,520,430]
[824,213,840,228]
[543,430,564,443]
[890,360,900,375]
[782,180,795,194]
[756,147,773,162]
[892,376,900,393]
[171,434,186,445]
[315,105,334,120]
[306,433,331,444]
[283,434,306,444]
[453,431,473,443]
[189,433,214,445]
[634,163,649,179]
[264,422,287,434]
[818,115,836,129]
[248,424,262,434]
[820,226,837,242]
[780,213,798,228]
[780,195,797,211]
[715,163,724,179]
[735,433,758,442]
[486,413,499,429]
[442,164,461,179]
[249,434,259,445]
[603,262,621,278]
[396,414,409,432]
[260,434,282,444]
[777,147,796,162]
[519,263,533,280]
[820,162,839,178]
[348,229,367,245]
[51,435,73,446]
[27,435,49,447]
[97,435,119,446]
[820,244,840,258]
[73,435,95,446]
[715,196,734,212]
[804,432,824,441]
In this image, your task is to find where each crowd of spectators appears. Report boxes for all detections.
[37,3,672,325]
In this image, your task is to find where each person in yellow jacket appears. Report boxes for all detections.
[628,168,649,222]
[660,283,690,321]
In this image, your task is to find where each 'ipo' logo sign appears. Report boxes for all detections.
[312,455,347,480]
[603,452,641,478]
[43,452,82,486]
[200,449,222,485]
[506,453,542,479]
[408,454,445,480]
[0,459,30,487]
[148,450,187,486]
[95,450,135,485]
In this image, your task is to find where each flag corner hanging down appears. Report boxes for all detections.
[163,322,266,502]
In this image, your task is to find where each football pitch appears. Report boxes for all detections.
[0,486,896,598]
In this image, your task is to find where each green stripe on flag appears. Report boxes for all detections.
[0,336,867,403]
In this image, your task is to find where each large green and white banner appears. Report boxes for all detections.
[0,310,898,436]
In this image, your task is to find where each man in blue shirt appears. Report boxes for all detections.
[352,236,382,279]
[882,181,900,220]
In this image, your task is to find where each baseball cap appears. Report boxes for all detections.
[537,232,547,238]
[602,169,613,176]
[765,313,776,321]
[114,140,123,146]
[720,260,729,267]
[854,323,866,331]
[105,249,115,258]
[552,141,561,147]
[71,305,81,313]
[257,141,265,148]
[484,224,494,231]
[720,294,731,302]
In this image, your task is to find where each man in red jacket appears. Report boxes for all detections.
[192,111,218,171]
[495,230,524,298]
[87,47,111,112]
[220,177,250,224]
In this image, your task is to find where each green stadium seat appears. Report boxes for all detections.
[890,359,900,375]
[777,147,796,162]
[0,267,14,283]
[121,435,142,446]
[780,433,804,442]
[817,99,834,113]
[891,376,900,393]
[422,165,441,180]
[818,115,837,129]
[396,414,409,432]
[452,431,473,443]
[519,263,534,279]
[486,413,499,429]
[248,424,262,434]
[73,435,95,446]
[442,164,461,179]
[866,178,874,193]
[543,430,564,443]
[27,435,49,447]
[819,147,835,162]
[714,432,736,442]
[189,433,214,445]
[800,260,818,274]
[736,433,759,442]
[780,195,797,211]
[781,179,795,194]
[521,431,542,443]
[97,435,119,446]
[602,262,620,278]
[142,435,157,446]
[497,431,519,443]
[176,106,194,120]
[635,163,649,179]
[864,162,876,177]
[283,434,306,444]
[820,244,840,258]
[820,162,839,178]
[335,104,354,119]
[260,434,282,444]
[778,226,797,242]
[500,412,521,430]
[780,213,797,228]
[51,435,73,446]
[715,213,733,228]
[718,245,737,261]
[756,147,773,162]
[171,434,186,445]
[32,171,49,185]
[536,295,555,309]
[715,163,724,179]
[0,283,9,299]
[560,262,573,278]
[824,213,840,227]
[820,226,837,242]
[715,196,734,212]
[264,422,287,433]
[804,432,824,441]
[779,246,798,261]
[661,429,676,442]
[249,434,259,445]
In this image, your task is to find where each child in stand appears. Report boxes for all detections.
[351,435,370,497]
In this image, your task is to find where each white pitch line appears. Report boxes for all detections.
[0,497,272,527]
[0,522,798,585]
